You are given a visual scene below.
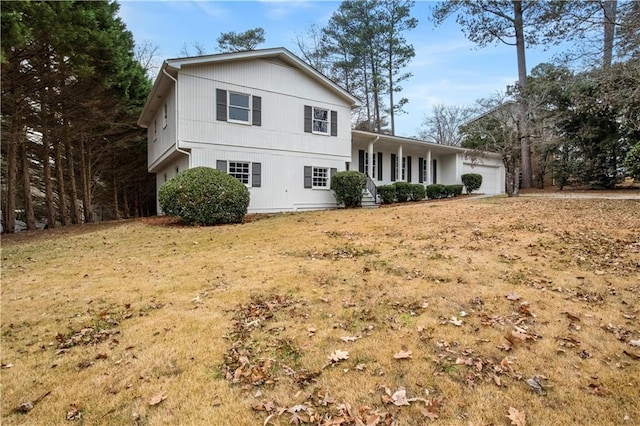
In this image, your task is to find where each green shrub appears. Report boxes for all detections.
[393,182,412,202]
[410,183,426,201]
[461,173,483,194]
[331,171,367,208]
[426,184,446,199]
[158,166,250,225]
[377,185,396,204]
[445,184,464,197]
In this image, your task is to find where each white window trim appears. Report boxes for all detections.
[312,166,330,189]
[364,152,378,180]
[227,91,251,125]
[228,161,251,186]
[402,157,406,181]
[311,107,330,135]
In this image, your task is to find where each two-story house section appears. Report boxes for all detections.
[138,47,361,213]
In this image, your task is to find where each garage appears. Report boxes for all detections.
[462,162,504,194]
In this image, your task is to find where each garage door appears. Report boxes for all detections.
[462,162,503,194]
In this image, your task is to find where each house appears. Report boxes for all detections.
[138,48,504,213]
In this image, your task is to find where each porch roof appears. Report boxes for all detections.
[351,130,499,157]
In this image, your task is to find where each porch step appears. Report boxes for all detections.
[361,190,379,208]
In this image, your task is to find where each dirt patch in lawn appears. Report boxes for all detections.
[1,197,639,425]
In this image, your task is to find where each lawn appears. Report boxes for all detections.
[1,196,639,425]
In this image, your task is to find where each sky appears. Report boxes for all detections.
[118,0,564,138]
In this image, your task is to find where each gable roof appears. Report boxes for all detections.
[138,47,361,127]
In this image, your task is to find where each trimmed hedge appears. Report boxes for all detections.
[158,166,250,225]
[393,182,412,202]
[377,185,396,204]
[331,171,367,208]
[426,184,446,199]
[461,173,483,194]
[444,184,464,197]
[410,183,426,201]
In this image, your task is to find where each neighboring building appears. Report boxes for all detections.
[138,48,504,213]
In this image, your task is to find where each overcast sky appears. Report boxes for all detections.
[119,0,564,137]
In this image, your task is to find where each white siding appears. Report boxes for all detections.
[155,154,190,214]
[177,59,352,157]
[148,86,176,171]
[189,147,345,213]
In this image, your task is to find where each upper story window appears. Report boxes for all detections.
[216,89,261,126]
[304,105,337,136]
[312,108,329,134]
[163,102,168,128]
[229,92,251,123]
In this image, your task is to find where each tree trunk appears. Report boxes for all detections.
[603,1,617,68]
[513,0,533,189]
[79,135,94,223]
[388,45,395,135]
[4,120,18,234]
[112,174,121,220]
[64,121,80,224]
[42,107,56,228]
[19,136,36,230]
[55,140,69,226]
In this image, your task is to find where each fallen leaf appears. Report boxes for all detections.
[340,336,361,342]
[355,363,366,371]
[507,407,526,426]
[328,350,349,363]
[506,293,521,301]
[393,349,413,359]
[630,340,640,347]
[391,387,410,406]
[449,316,463,326]
[562,311,581,322]
[526,376,545,394]
[66,403,82,421]
[623,350,640,360]
[148,392,167,406]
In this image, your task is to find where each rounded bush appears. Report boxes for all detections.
[445,184,464,197]
[461,173,483,194]
[158,166,250,225]
[393,182,412,202]
[331,171,367,208]
[426,184,446,199]
[377,185,396,204]
[410,184,426,201]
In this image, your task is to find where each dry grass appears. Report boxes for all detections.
[1,196,639,425]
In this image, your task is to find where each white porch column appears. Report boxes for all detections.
[368,141,375,179]
[397,145,404,181]
[456,153,462,183]
[426,149,432,185]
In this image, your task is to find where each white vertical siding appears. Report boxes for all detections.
[148,86,176,171]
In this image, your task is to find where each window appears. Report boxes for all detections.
[402,157,406,180]
[163,103,168,128]
[364,152,377,178]
[304,106,337,136]
[422,158,428,183]
[312,107,329,134]
[228,92,250,123]
[312,167,329,188]
[229,162,250,185]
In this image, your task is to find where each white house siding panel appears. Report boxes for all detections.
[462,161,504,194]
[148,87,176,171]
[155,155,190,213]
[177,60,352,158]
[188,146,346,213]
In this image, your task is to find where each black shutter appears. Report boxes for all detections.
[432,159,437,184]
[251,162,261,187]
[377,152,383,181]
[216,89,227,121]
[391,154,396,181]
[330,110,337,136]
[216,160,227,172]
[304,166,312,188]
[252,96,261,126]
[330,168,337,187]
[304,106,312,133]
[418,157,424,183]
[407,156,412,183]
[358,150,365,173]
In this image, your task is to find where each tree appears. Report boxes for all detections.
[461,93,521,197]
[419,104,473,146]
[432,1,568,189]
[380,0,418,135]
[216,27,265,52]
